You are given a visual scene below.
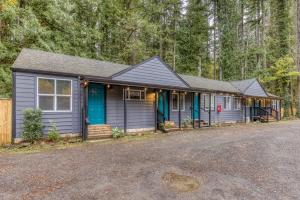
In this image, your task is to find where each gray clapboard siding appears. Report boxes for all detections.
[199,94,243,123]
[113,57,188,88]
[200,94,215,123]
[244,80,268,97]
[106,86,155,130]
[170,93,192,125]
[15,72,80,138]
[214,96,243,122]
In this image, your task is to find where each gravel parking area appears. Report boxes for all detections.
[1,120,300,200]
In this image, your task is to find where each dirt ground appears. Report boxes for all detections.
[1,120,300,200]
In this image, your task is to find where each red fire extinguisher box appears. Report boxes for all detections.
[217,105,222,113]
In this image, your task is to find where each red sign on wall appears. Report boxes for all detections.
[217,105,222,113]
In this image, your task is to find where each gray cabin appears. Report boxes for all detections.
[12,48,282,141]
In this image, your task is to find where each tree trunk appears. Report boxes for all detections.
[213,0,217,80]
[297,0,300,117]
[261,0,267,69]
[240,0,245,79]
[284,85,290,118]
[198,56,202,77]
[256,0,261,71]
[173,40,176,71]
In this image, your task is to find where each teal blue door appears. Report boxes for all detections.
[158,91,169,122]
[88,83,105,125]
[193,94,199,119]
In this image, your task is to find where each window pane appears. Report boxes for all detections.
[39,79,54,94]
[180,94,185,110]
[39,96,54,110]
[234,98,241,110]
[124,90,129,99]
[204,95,209,110]
[130,91,141,100]
[172,94,178,110]
[141,91,145,100]
[57,80,71,95]
[211,95,215,110]
[57,96,71,110]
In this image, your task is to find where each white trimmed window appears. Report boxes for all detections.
[172,93,185,111]
[233,97,241,110]
[37,78,72,112]
[124,88,146,101]
[204,94,215,111]
[223,96,232,110]
[272,100,277,110]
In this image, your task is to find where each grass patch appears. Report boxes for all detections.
[0,138,83,154]
[0,133,167,154]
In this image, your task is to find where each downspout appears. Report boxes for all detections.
[78,76,83,141]
[244,97,247,123]
[192,92,195,128]
[154,90,157,132]
[208,93,212,126]
[179,92,181,129]
[198,93,201,128]
[124,87,127,133]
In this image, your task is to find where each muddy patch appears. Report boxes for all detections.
[162,172,200,192]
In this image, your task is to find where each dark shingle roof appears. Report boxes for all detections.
[13,48,130,77]
[13,48,280,98]
[230,79,256,93]
[180,74,240,93]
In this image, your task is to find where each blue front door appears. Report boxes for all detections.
[88,83,105,125]
[193,94,199,119]
[158,91,169,123]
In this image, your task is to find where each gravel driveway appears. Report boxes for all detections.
[1,120,300,200]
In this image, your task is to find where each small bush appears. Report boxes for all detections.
[182,117,192,128]
[48,121,60,142]
[112,127,124,139]
[22,109,43,143]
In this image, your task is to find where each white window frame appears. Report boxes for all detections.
[272,100,277,110]
[223,96,232,111]
[172,93,185,111]
[203,94,215,111]
[233,97,241,110]
[123,88,146,101]
[37,77,72,112]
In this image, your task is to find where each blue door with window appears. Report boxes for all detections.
[158,91,169,123]
[88,83,105,124]
[193,94,199,119]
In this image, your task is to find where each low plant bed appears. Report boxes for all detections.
[0,138,83,154]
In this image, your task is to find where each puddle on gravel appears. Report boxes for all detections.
[162,172,200,192]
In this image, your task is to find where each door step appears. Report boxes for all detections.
[88,124,112,140]
[194,120,209,127]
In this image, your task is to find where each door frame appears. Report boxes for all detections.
[87,83,106,125]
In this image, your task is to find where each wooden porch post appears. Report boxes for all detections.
[154,90,157,132]
[279,100,282,120]
[244,97,247,123]
[83,83,88,140]
[208,93,212,126]
[168,91,171,121]
[163,90,165,122]
[179,92,181,129]
[198,93,201,128]
[192,92,195,128]
[124,88,127,133]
